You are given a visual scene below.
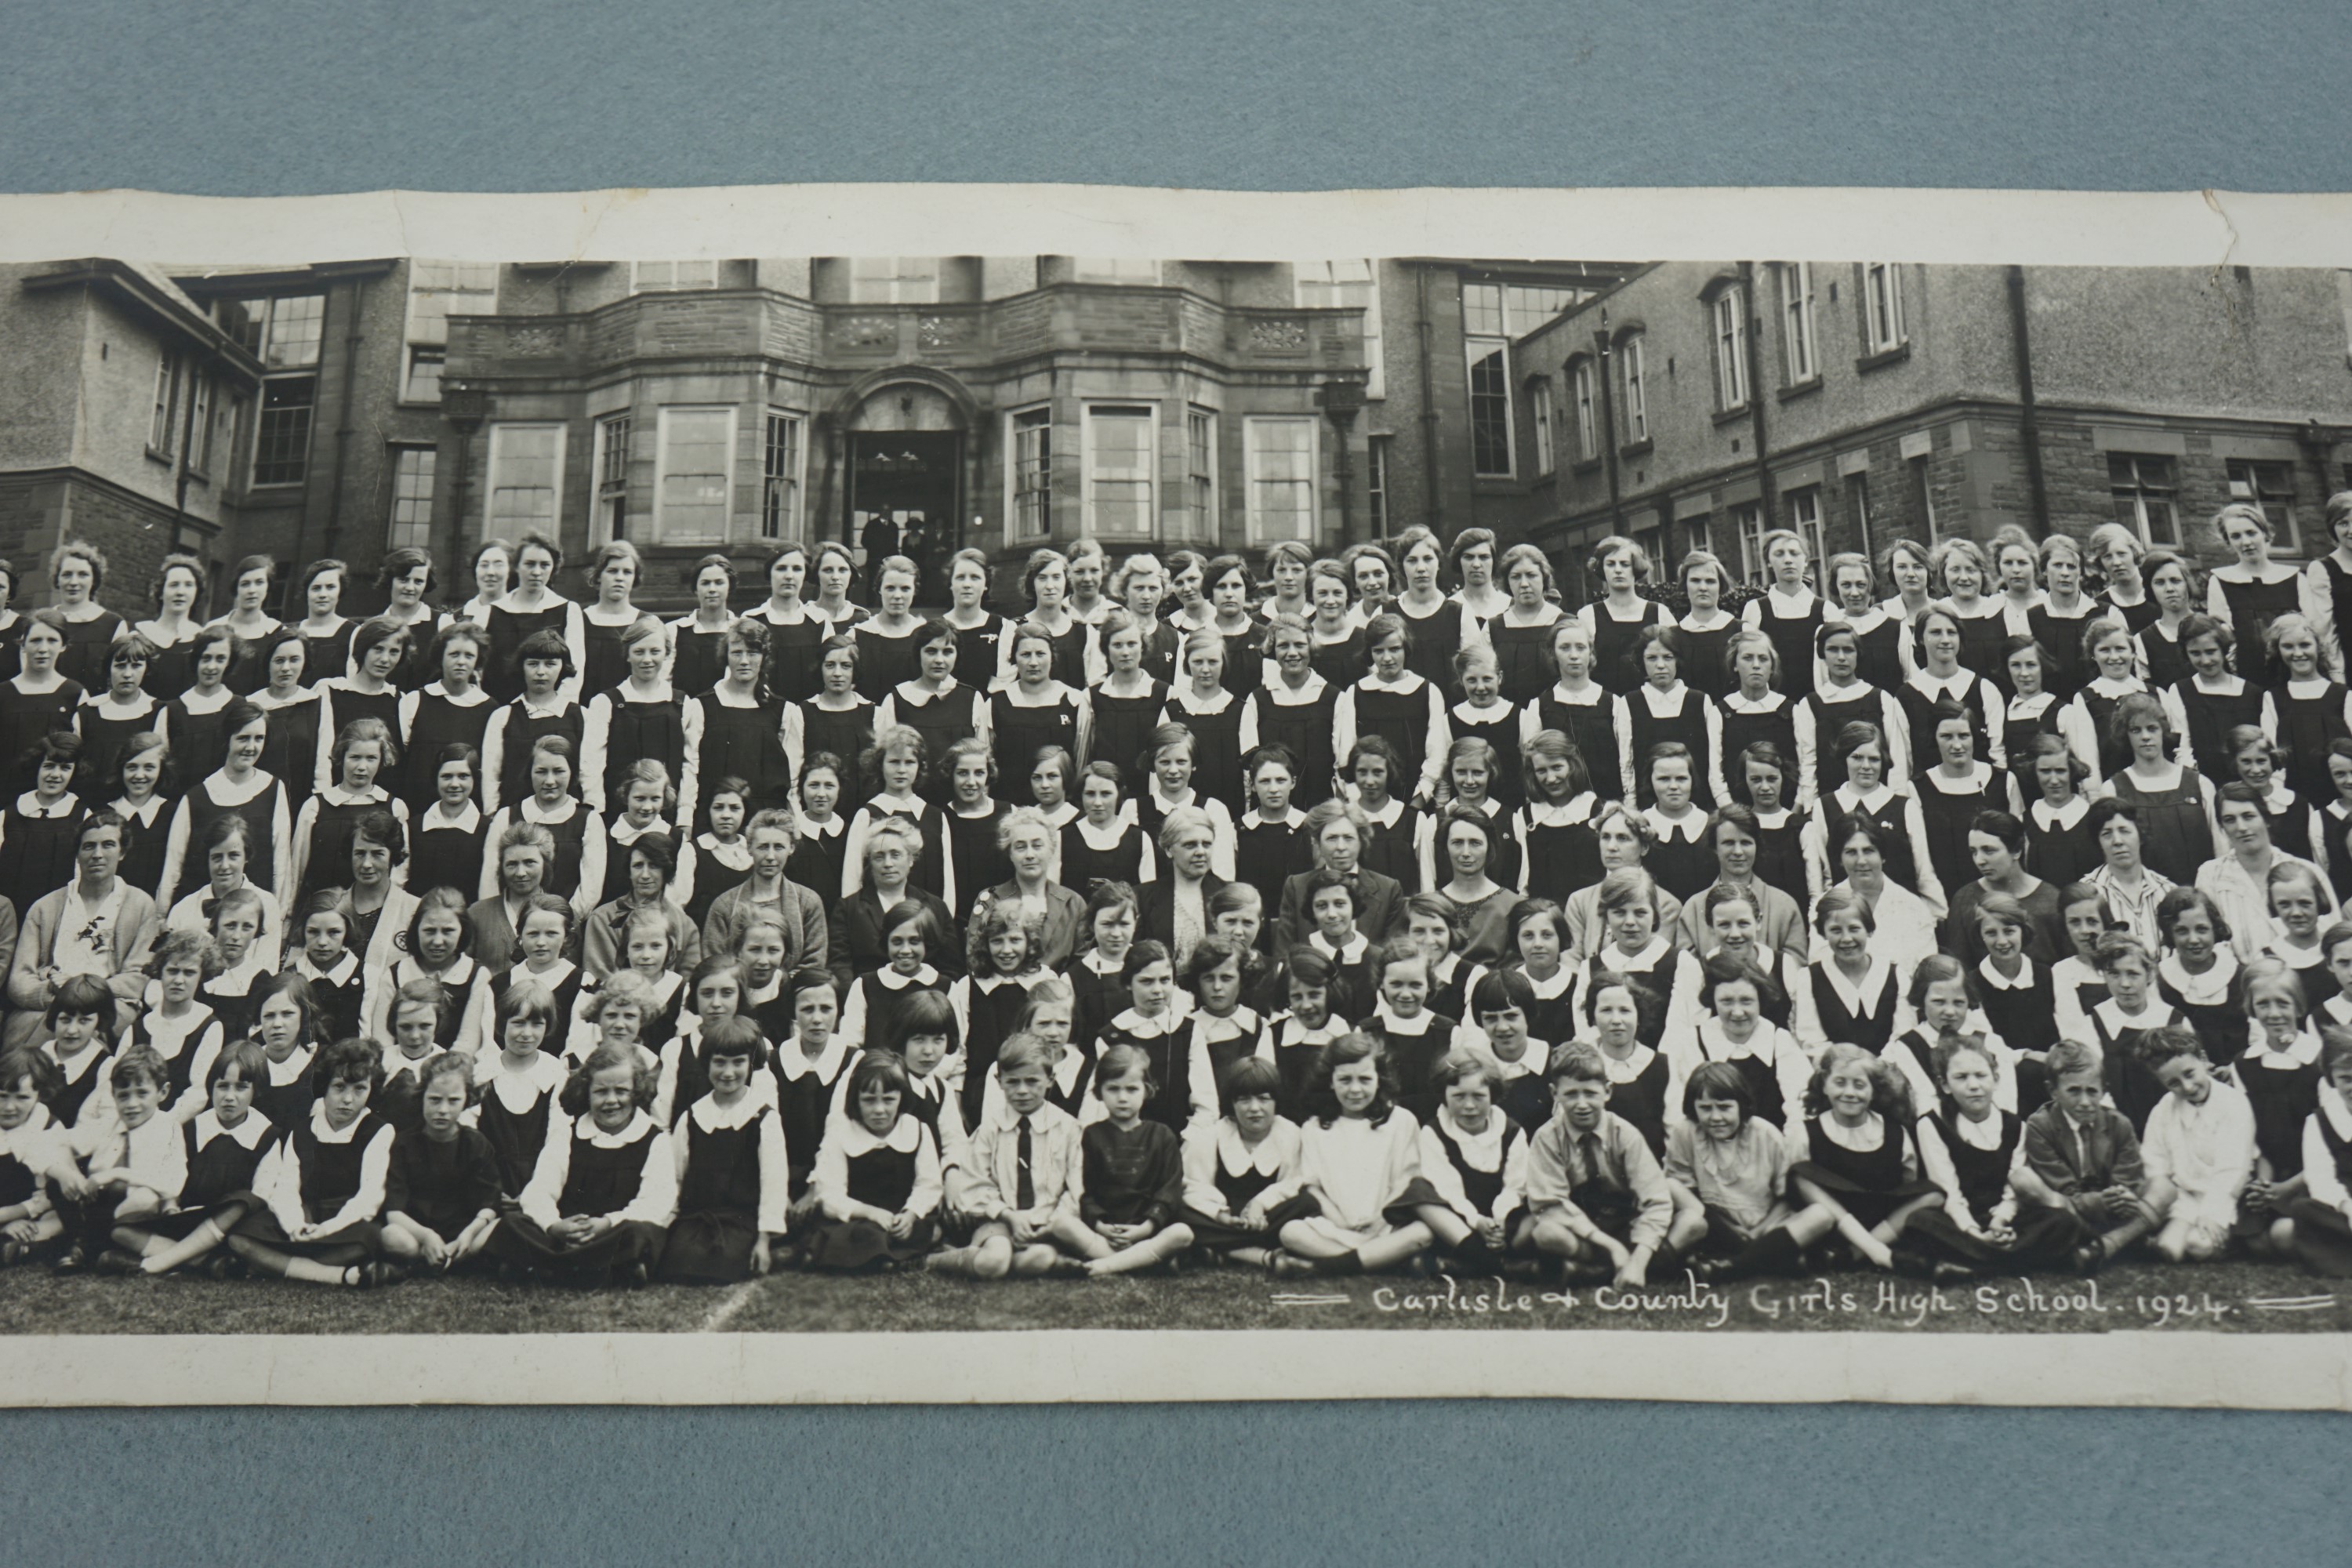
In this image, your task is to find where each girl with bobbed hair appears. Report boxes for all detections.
[483,532,587,706]
[46,539,124,692]
[1571,534,1669,700]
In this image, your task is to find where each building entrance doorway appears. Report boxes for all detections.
[847,431,962,605]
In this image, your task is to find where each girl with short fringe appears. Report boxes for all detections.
[847,554,930,703]
[2267,610,2352,804]
[362,885,481,1054]
[666,552,740,700]
[1743,527,1826,704]
[1570,535,1666,700]
[659,1018,791,1283]
[1234,743,1312,920]
[1069,877,1141,1052]
[1333,610,1446,805]
[1418,736,1523,891]
[1273,1033,1438,1276]
[990,620,1092,813]
[874,615,988,806]
[1181,932,1270,1120]
[1344,733,1424,890]
[1515,728,1602,906]
[1664,1058,1798,1279]
[1613,624,1722,811]
[2233,958,2323,1256]
[1301,557,1365,688]
[579,613,693,829]
[0,731,86,903]
[289,716,410,907]
[1179,1053,1311,1270]
[76,630,161,794]
[684,617,795,833]
[1798,612,1912,807]
[1715,630,1798,809]
[490,1040,676,1286]
[1072,1041,1197,1276]
[1162,626,1247,813]
[1091,605,1173,790]
[105,728,172,895]
[1675,550,1740,702]
[395,619,495,817]
[313,615,409,786]
[1783,1043,1943,1274]
[787,751,852,908]
[1904,1033,2085,1279]
[807,1047,945,1272]
[1882,953,2025,1120]
[843,724,955,910]
[1060,760,1152,898]
[1409,1049,1533,1272]
[837,899,953,1056]
[227,1036,398,1290]
[2169,613,2275,791]
[1091,939,1200,1132]
[408,741,491,899]
[1664,953,1811,1131]
[2021,731,2100,888]
[2082,930,2187,1138]
[136,1039,277,1278]
[1240,613,1339,810]
[950,898,1050,1129]
[125,927,223,1110]
[474,978,568,1190]
[477,626,585,815]
[481,532,587,707]
[2154,884,2247,1069]
[2132,546,2199,694]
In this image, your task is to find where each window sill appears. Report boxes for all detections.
[397,397,445,412]
[247,479,307,491]
[144,445,173,466]
[1618,437,1653,459]
[1711,405,1751,427]
[1855,342,1912,373]
[1776,377,1824,404]
[1570,458,1604,477]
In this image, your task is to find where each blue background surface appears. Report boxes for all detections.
[6,0,2348,1558]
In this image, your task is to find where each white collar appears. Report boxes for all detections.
[1813,956,1894,1009]
[2158,950,2239,1004]
[1261,673,1330,705]
[1922,762,1996,793]
[518,796,579,825]
[1371,1001,1440,1033]
[1436,1105,1512,1163]
[606,680,677,703]
[381,1042,437,1080]
[1241,807,1308,829]
[1525,793,1598,828]
[1359,797,1408,829]
[2092,995,2172,1029]
[110,795,167,824]
[1357,671,1428,694]
[889,680,964,708]
[1541,681,1606,706]
[1599,1044,1656,1083]
[2009,692,2057,718]
[1072,815,1134,850]
[1605,934,1673,970]
[572,1109,658,1147]
[421,682,492,707]
[1308,930,1370,964]
[1641,807,1708,844]
[797,815,844,841]
[13,790,77,817]
[608,814,670,844]
[307,1102,372,1145]
[1108,1000,1191,1038]
[1168,685,1233,714]
[1192,1004,1261,1038]
[194,1109,271,1150]
[2242,1025,2324,1069]
[90,692,156,715]
[705,684,772,710]
[294,951,361,987]
[1910,669,1976,700]
[873,964,942,991]
[1680,607,1737,630]
[1213,1119,1294,1176]
[1696,1016,1780,1061]
[831,1115,927,1155]
[1722,691,1784,713]
[687,1092,771,1131]
[2031,796,2090,829]
[1632,682,1692,711]
[318,782,388,807]
[1976,956,2038,991]
[1272,1014,1345,1048]
[425,801,485,833]
[775,1032,848,1086]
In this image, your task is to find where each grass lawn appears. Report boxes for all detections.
[0,1254,2340,1337]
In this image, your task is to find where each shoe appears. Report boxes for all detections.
[0,1239,30,1266]
[1267,1252,1317,1278]
[2073,1242,2107,1277]
[1047,1254,1092,1279]
[198,1253,243,1281]
[49,1247,89,1276]
[1930,1261,1975,1285]
[626,1261,652,1288]
[93,1248,149,1277]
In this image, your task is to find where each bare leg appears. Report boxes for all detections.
[227,1235,360,1286]
[1415,1205,1472,1250]
[138,1207,245,1275]
[1278,1220,1356,1259]
[1044,1213,1115,1261]
[1008,1243,1065,1276]
[1087,1223,1196,1276]
[1351,1221,1434,1273]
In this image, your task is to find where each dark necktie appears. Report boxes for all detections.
[1579,1132,1603,1187]
[1015,1115,1035,1210]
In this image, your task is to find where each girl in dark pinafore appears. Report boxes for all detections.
[1334,612,1443,807]
[0,731,86,908]
[582,615,686,828]
[226,1037,398,1289]
[396,620,495,817]
[490,1041,676,1286]
[786,637,876,807]
[1242,615,1338,811]
[803,1047,944,1271]
[75,633,160,797]
[1572,535,1668,701]
[482,532,585,707]
[480,628,584,816]
[2264,612,2352,807]
[1783,1044,1944,1274]
[659,1018,790,1283]
[874,619,984,808]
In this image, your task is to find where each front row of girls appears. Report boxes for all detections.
[14,861,2352,1287]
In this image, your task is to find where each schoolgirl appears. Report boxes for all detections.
[666,553,740,700]
[477,628,586,815]
[580,615,692,829]
[481,532,586,706]
[394,620,495,816]
[1240,613,1338,809]
[873,617,986,803]
[1571,535,1670,699]
[1613,625,1722,810]
[1160,628,1245,813]
[1674,550,1740,702]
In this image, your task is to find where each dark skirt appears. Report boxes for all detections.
[488,1213,667,1280]
[1787,1160,1941,1232]
[798,1215,942,1271]
[1904,1204,2086,1272]
[2288,1198,2352,1278]
[1178,1191,1318,1251]
[230,1206,383,1259]
[658,1210,763,1284]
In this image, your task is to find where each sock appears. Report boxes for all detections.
[1724,1226,1800,1280]
[1312,1250,1364,1276]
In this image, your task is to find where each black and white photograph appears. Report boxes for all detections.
[2,187,2350,1405]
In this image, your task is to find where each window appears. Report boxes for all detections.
[1187,408,1218,534]
[847,257,939,304]
[1780,263,1817,383]
[1296,261,1383,398]
[1712,288,1749,410]
[1504,285,1583,328]
[631,261,718,294]
[592,415,631,544]
[1620,333,1649,444]
[387,446,436,552]
[403,261,497,404]
[763,412,804,540]
[227,295,324,368]
[1083,405,1157,538]
[654,408,735,543]
[1863,263,1907,352]
[188,373,214,475]
[1789,487,1826,565]
[1010,408,1052,541]
[1637,524,1668,568]
[485,422,565,535]
[1569,365,1595,463]
[1244,416,1317,544]
[230,294,326,488]
[149,353,181,455]
[1468,343,1513,477]
[1845,474,1871,550]
[1732,503,1766,582]
[1914,456,1943,540]
[252,377,316,487]
[1073,258,1162,283]
[1535,377,1561,474]
[1685,516,1711,557]
[2227,459,2300,550]
[1367,436,1391,536]
[2108,453,2180,546]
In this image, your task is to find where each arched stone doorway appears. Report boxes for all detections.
[822,368,981,605]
